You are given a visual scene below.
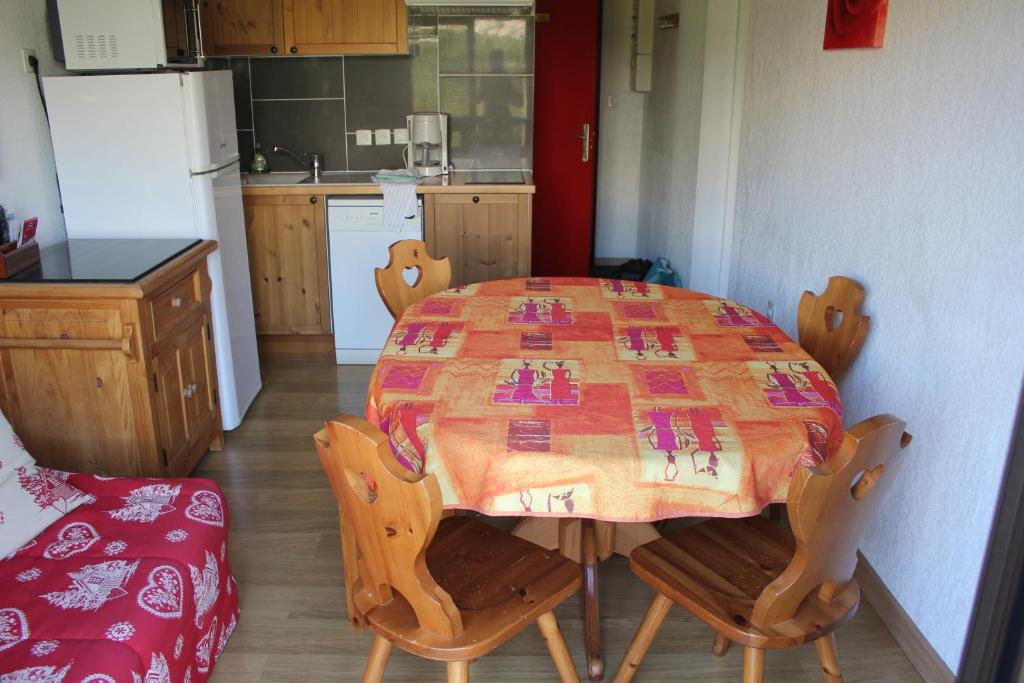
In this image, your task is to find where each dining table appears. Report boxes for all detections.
[364,276,843,680]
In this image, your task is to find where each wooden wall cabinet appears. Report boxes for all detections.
[202,0,407,56]
[425,193,533,287]
[244,193,331,335]
[0,242,223,477]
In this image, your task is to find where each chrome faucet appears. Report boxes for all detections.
[272,145,322,180]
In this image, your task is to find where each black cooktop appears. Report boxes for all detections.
[13,239,202,283]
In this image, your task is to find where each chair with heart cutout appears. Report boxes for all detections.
[613,414,912,683]
[314,414,583,683]
[375,240,452,319]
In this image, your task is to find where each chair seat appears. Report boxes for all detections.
[356,516,582,661]
[630,516,860,649]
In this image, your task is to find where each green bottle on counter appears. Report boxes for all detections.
[250,143,270,174]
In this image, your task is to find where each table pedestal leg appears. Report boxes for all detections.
[512,518,662,682]
[582,519,603,681]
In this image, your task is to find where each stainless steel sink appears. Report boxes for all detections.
[299,171,378,184]
[240,172,309,186]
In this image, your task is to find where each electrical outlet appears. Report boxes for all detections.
[393,128,409,145]
[374,128,392,145]
[355,129,373,146]
[765,300,775,321]
[21,49,37,74]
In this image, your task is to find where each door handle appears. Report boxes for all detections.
[576,123,592,163]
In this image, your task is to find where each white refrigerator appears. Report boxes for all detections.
[43,71,261,430]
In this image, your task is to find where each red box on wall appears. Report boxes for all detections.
[824,0,889,50]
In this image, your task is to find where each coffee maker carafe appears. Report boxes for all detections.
[405,113,450,177]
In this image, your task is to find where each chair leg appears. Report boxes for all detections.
[361,635,393,683]
[712,632,731,657]
[611,593,673,683]
[537,611,580,683]
[814,633,843,683]
[447,660,470,683]
[742,647,765,683]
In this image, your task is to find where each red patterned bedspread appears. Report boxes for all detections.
[0,473,239,682]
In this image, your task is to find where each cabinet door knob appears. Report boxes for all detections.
[310,196,317,204]
[270,46,278,54]
[171,296,183,308]
[472,196,480,203]
[290,46,298,54]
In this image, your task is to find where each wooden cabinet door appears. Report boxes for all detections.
[427,194,526,287]
[283,0,407,55]
[203,0,285,56]
[180,318,218,450]
[153,339,191,473]
[244,194,331,334]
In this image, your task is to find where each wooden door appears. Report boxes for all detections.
[180,318,218,449]
[152,339,190,473]
[203,0,285,56]
[532,0,601,276]
[428,194,522,287]
[283,0,407,55]
[244,194,331,334]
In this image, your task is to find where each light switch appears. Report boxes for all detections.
[393,128,409,145]
[356,129,373,146]
[374,128,392,145]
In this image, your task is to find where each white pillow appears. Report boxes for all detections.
[0,410,91,557]
[0,411,34,484]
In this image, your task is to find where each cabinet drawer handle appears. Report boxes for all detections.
[270,46,278,54]
[171,296,183,308]
[290,46,298,54]
[479,259,497,266]
[183,383,198,399]
[472,196,480,203]
[310,196,317,204]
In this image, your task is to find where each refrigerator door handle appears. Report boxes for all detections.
[191,156,241,178]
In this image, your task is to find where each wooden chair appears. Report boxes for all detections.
[797,276,870,382]
[314,414,582,683]
[374,239,452,319]
[613,414,911,683]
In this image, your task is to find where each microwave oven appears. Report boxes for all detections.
[55,0,206,71]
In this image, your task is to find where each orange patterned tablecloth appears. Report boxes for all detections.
[366,278,843,523]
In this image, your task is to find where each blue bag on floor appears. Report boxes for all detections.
[643,258,682,287]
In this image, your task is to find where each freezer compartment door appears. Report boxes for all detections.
[183,71,240,174]
[44,73,196,238]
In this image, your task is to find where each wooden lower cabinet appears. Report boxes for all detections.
[153,316,219,474]
[425,193,533,287]
[244,193,331,335]
[0,242,223,477]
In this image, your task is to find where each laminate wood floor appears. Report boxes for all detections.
[198,363,922,682]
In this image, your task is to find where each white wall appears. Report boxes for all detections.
[594,0,645,259]
[729,0,1024,672]
[0,0,67,246]
[635,0,707,285]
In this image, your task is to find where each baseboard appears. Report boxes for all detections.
[856,552,955,683]
[257,334,335,362]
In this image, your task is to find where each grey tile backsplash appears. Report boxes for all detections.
[211,13,534,174]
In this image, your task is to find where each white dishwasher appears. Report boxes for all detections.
[328,196,423,364]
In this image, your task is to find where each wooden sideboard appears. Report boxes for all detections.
[0,241,223,477]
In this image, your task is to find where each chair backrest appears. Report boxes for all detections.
[751,414,911,626]
[314,414,463,638]
[374,240,452,319]
[797,276,870,381]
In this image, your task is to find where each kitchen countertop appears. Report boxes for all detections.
[240,170,535,195]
